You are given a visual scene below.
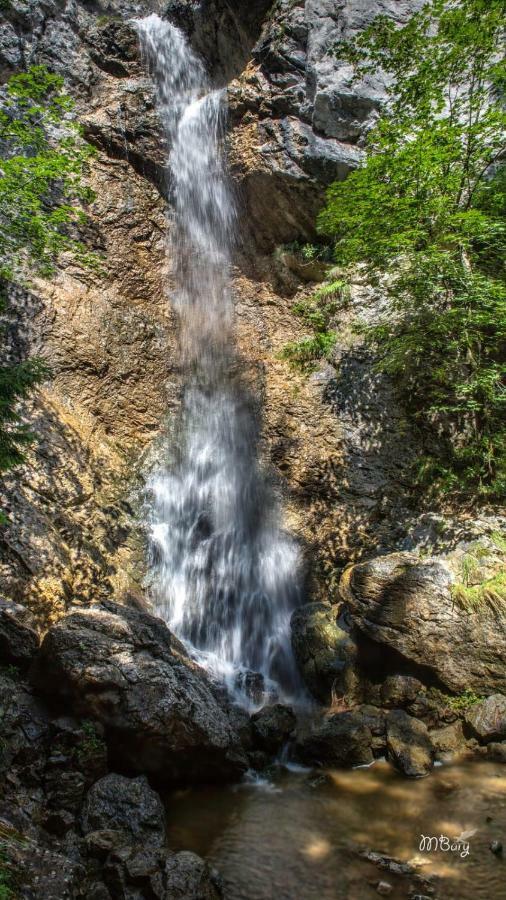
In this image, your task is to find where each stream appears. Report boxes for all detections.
[165,759,506,899]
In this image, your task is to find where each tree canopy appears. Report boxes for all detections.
[0,65,93,478]
[317,0,506,500]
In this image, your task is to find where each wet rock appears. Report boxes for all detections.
[295,711,373,768]
[464,695,506,743]
[386,710,434,777]
[234,670,265,706]
[227,704,254,751]
[0,599,39,667]
[251,703,296,753]
[290,603,357,703]
[490,840,503,856]
[341,553,506,694]
[487,741,506,763]
[82,774,166,848]
[380,675,423,708]
[31,601,248,784]
[429,721,465,756]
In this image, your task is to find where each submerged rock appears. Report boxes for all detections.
[341,552,506,694]
[464,695,506,743]
[386,710,434,777]
[487,741,506,763]
[0,598,39,667]
[295,711,373,768]
[290,603,357,703]
[31,600,248,784]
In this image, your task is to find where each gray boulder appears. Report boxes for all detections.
[465,695,506,743]
[291,603,357,703]
[0,599,39,667]
[31,601,248,784]
[386,710,434,777]
[82,774,166,849]
[341,553,506,694]
[295,710,373,768]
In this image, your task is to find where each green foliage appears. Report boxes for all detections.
[280,279,349,370]
[0,847,17,900]
[447,688,483,710]
[282,240,334,263]
[0,66,94,482]
[318,0,506,500]
[74,721,105,766]
[280,331,337,371]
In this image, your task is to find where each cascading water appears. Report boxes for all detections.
[134,14,301,704]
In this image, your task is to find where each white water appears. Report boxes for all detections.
[134,14,301,706]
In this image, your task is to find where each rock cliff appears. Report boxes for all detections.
[0,0,436,624]
[1,0,505,707]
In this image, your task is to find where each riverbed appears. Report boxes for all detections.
[166,759,506,899]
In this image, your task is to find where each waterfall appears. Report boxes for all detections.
[134,14,301,705]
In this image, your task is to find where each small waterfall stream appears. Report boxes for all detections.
[134,14,301,704]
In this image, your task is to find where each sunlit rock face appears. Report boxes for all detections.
[0,0,443,629]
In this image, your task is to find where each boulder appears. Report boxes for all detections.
[103,847,223,900]
[341,553,506,694]
[251,703,296,753]
[354,704,387,757]
[0,599,39,668]
[82,774,166,849]
[31,601,248,784]
[380,675,423,708]
[464,695,506,743]
[386,710,434,777]
[295,711,373,768]
[290,603,357,703]
[163,851,223,900]
[429,721,465,756]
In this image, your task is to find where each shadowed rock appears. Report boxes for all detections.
[31,600,248,784]
[0,599,39,668]
[82,774,166,848]
[295,710,374,768]
[251,703,296,752]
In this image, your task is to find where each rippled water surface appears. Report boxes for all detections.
[166,760,506,899]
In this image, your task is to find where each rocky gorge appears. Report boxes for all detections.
[0,0,505,898]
